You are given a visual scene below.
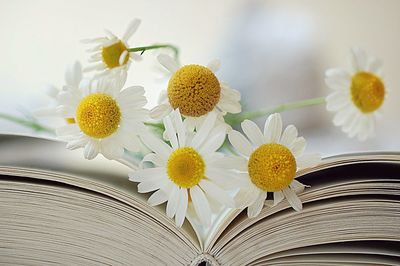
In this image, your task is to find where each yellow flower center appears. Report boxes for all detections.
[248,143,297,192]
[351,71,385,113]
[167,147,205,188]
[102,40,129,69]
[168,65,221,117]
[76,93,121,139]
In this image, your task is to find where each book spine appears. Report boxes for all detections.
[190,253,220,266]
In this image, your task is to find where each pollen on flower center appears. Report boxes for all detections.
[167,147,205,188]
[102,40,129,69]
[76,93,121,139]
[168,64,221,117]
[351,71,385,113]
[248,143,297,192]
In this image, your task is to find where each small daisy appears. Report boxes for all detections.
[82,19,141,76]
[34,61,83,124]
[55,70,148,160]
[150,54,241,132]
[129,110,238,227]
[228,113,320,218]
[325,47,386,141]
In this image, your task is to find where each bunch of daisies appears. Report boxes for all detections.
[35,19,387,227]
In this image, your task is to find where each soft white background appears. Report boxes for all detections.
[0,0,399,155]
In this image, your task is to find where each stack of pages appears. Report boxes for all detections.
[0,134,399,265]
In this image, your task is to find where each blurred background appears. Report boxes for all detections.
[0,0,399,156]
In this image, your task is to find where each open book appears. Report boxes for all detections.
[1,134,399,265]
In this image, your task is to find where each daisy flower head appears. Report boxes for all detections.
[55,70,148,160]
[325,47,386,141]
[82,19,141,77]
[228,113,320,218]
[129,109,237,227]
[34,61,83,125]
[150,54,241,131]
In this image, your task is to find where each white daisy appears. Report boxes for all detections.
[55,70,148,160]
[34,61,83,124]
[150,54,241,132]
[129,110,239,227]
[228,113,320,218]
[325,47,386,141]
[82,19,142,76]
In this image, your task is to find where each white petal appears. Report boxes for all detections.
[163,115,179,150]
[296,153,321,170]
[83,140,100,160]
[56,105,76,117]
[140,153,165,168]
[289,137,306,157]
[65,135,89,150]
[198,125,226,154]
[148,189,168,206]
[247,192,266,218]
[207,59,221,73]
[325,68,351,90]
[221,83,241,101]
[350,47,367,72]
[157,54,179,73]
[190,111,217,149]
[332,105,356,126]
[128,167,166,182]
[65,61,82,87]
[137,180,164,193]
[166,186,180,218]
[206,168,249,189]
[326,91,350,111]
[150,104,173,120]
[217,97,242,114]
[228,130,253,157]
[241,120,264,146]
[234,185,260,208]
[273,191,284,206]
[175,188,188,227]
[279,125,298,147]
[282,187,302,211]
[118,130,141,152]
[101,139,124,160]
[122,18,141,41]
[211,156,247,172]
[171,109,186,148]
[190,186,211,226]
[264,113,283,143]
[290,180,308,194]
[140,132,172,160]
[199,179,234,207]
[119,50,129,66]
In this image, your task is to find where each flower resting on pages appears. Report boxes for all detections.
[129,110,240,227]
[228,113,321,217]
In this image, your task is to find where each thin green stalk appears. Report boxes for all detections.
[0,112,54,134]
[226,97,326,126]
[127,44,179,59]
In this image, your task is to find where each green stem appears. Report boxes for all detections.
[226,97,326,126]
[0,112,54,134]
[127,44,179,59]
